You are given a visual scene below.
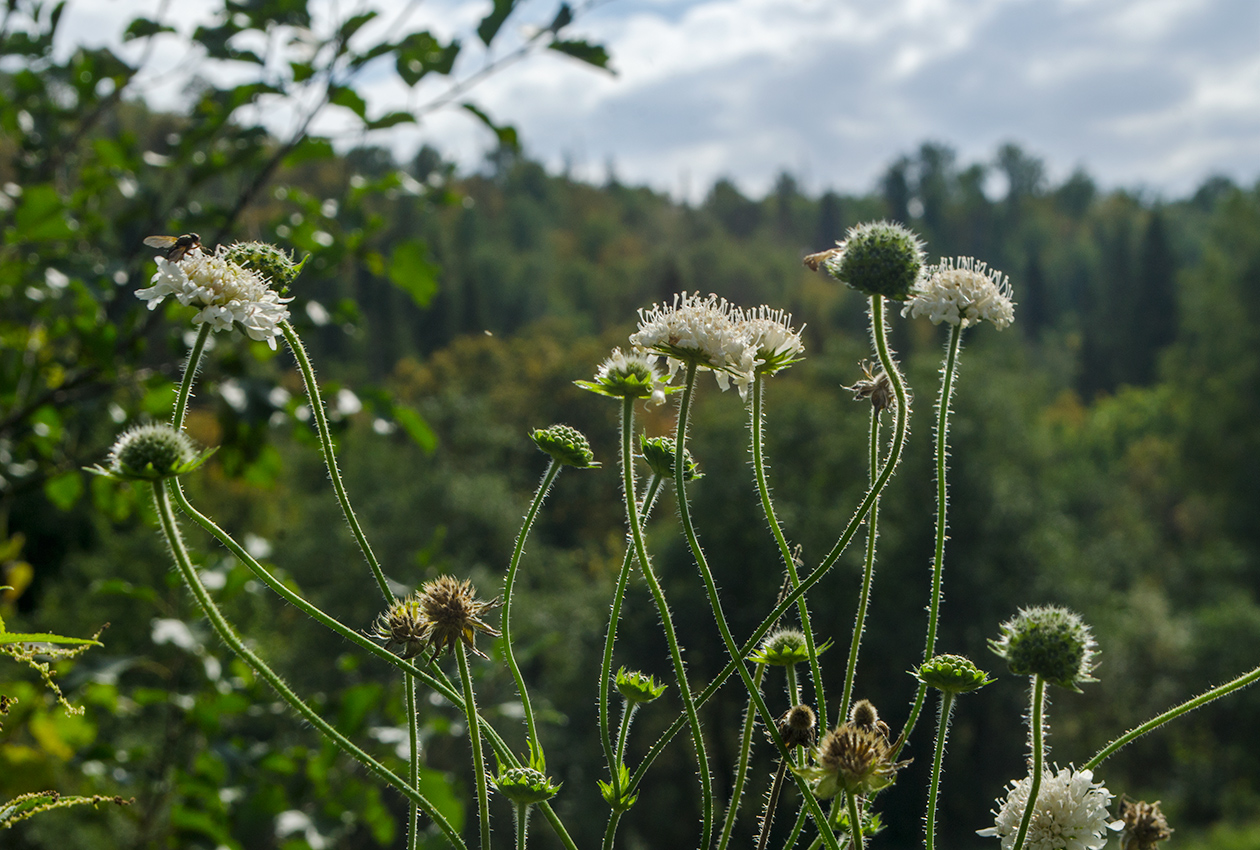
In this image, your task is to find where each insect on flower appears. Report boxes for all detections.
[144,233,202,262]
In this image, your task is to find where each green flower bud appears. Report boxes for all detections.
[748,628,831,667]
[823,221,925,301]
[914,653,993,694]
[614,667,667,704]
[639,435,701,481]
[222,241,305,294]
[530,424,599,468]
[89,423,214,481]
[492,766,560,806]
[990,605,1098,691]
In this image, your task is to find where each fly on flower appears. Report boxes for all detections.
[144,233,202,262]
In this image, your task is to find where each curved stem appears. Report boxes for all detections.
[152,483,465,849]
[1010,676,1046,850]
[718,662,766,850]
[1084,664,1260,769]
[752,373,826,721]
[502,459,562,764]
[673,363,839,850]
[898,322,964,758]
[621,394,713,846]
[281,321,391,602]
[840,408,881,723]
[924,692,955,850]
[172,323,211,430]
[457,643,492,850]
[406,674,420,850]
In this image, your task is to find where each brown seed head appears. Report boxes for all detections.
[842,361,896,415]
[848,698,891,740]
[776,704,818,749]
[372,596,428,659]
[416,575,501,661]
[1119,798,1172,850]
[815,722,903,795]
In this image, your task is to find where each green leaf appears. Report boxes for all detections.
[392,406,437,454]
[43,471,84,511]
[477,0,517,46]
[329,85,368,119]
[395,32,459,86]
[417,767,465,834]
[462,102,519,152]
[13,184,74,242]
[549,39,612,71]
[387,239,441,307]
[0,633,102,647]
[123,17,176,41]
[337,11,378,44]
[548,3,573,32]
[366,111,415,130]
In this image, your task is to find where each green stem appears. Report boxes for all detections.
[1010,676,1046,850]
[622,394,713,847]
[782,801,809,850]
[152,483,465,849]
[515,802,530,850]
[786,664,800,707]
[172,323,211,430]
[614,702,637,769]
[846,790,865,850]
[280,321,391,602]
[718,663,765,850]
[673,363,839,850]
[601,812,622,850]
[1085,664,1260,769]
[457,642,492,850]
[752,373,826,721]
[502,459,562,764]
[840,407,881,723]
[898,322,963,759]
[407,674,420,850]
[757,758,790,850]
[924,691,955,850]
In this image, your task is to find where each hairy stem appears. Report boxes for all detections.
[718,662,766,850]
[840,406,881,722]
[924,691,955,850]
[1011,676,1047,850]
[457,643,492,850]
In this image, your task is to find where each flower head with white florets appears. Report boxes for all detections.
[575,348,672,406]
[977,766,1123,850]
[136,244,292,349]
[739,305,806,376]
[903,257,1015,330]
[629,292,754,395]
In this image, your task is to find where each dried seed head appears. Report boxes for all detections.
[776,704,818,749]
[842,360,896,414]
[416,575,501,661]
[372,596,428,659]
[1119,798,1173,850]
[848,699,890,740]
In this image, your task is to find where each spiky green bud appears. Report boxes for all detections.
[530,424,599,468]
[492,766,560,806]
[823,221,925,301]
[614,667,667,705]
[222,241,305,294]
[89,424,214,481]
[914,653,993,694]
[748,628,831,667]
[990,605,1098,691]
[639,435,701,481]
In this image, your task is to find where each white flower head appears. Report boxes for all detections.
[978,767,1124,850]
[739,306,805,376]
[903,256,1015,330]
[136,245,292,349]
[576,348,672,405]
[629,292,754,395]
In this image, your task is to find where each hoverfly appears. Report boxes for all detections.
[144,233,202,262]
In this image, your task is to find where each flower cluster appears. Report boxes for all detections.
[373,576,500,662]
[795,700,906,798]
[903,256,1015,329]
[978,767,1122,850]
[575,348,671,405]
[136,244,292,349]
[628,292,804,396]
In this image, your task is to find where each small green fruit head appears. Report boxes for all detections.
[914,654,993,695]
[822,221,926,301]
[575,348,672,405]
[493,766,560,806]
[614,667,667,705]
[639,435,701,481]
[90,423,214,481]
[990,605,1098,691]
[222,241,305,295]
[530,424,599,468]
[748,628,831,667]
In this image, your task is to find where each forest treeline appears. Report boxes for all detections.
[5,47,1260,847]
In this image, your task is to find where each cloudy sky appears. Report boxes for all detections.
[49,0,1260,201]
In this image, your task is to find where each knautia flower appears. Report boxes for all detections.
[748,628,832,667]
[639,435,701,481]
[794,717,908,798]
[738,305,805,375]
[492,765,561,806]
[1118,798,1173,850]
[614,667,667,704]
[629,291,754,393]
[136,244,292,349]
[903,256,1015,329]
[914,653,994,694]
[414,575,501,661]
[88,423,214,481]
[574,348,671,405]
[531,424,599,468]
[990,606,1098,691]
[977,767,1123,850]
[820,221,926,301]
